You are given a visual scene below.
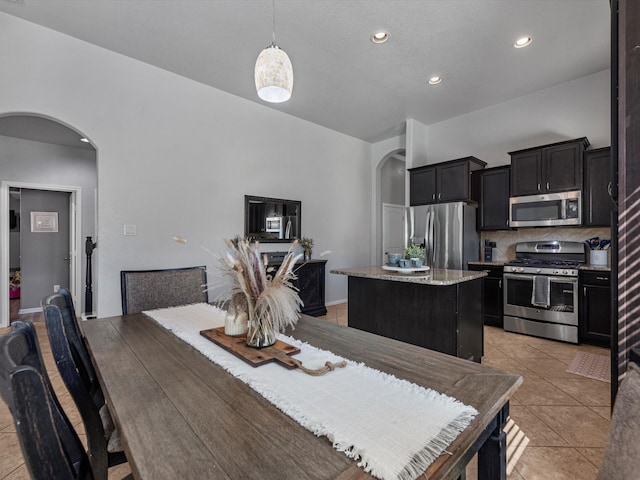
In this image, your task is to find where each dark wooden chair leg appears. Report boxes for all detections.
[477,403,509,480]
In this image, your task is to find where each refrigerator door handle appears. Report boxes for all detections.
[427,209,435,266]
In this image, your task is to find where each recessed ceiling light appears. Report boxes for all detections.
[428,76,442,85]
[514,36,532,48]
[371,31,389,44]
[80,137,90,143]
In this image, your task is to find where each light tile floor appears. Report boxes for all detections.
[318,303,611,480]
[0,320,132,480]
[1,305,610,480]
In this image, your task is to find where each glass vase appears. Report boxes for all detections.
[246,308,276,348]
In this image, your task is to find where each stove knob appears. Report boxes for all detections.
[518,267,524,273]
[563,270,568,275]
[536,268,541,273]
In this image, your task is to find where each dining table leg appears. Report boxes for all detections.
[477,403,509,480]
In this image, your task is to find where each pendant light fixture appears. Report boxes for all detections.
[254,0,293,103]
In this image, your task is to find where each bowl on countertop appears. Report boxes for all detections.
[387,253,402,266]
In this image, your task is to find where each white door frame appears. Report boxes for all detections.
[0,181,82,328]
[382,202,406,264]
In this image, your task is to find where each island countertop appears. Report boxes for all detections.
[330,265,486,286]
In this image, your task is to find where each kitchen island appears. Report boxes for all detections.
[331,266,486,362]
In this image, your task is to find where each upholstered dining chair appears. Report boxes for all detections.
[596,349,640,480]
[0,320,94,480]
[120,265,208,314]
[42,301,128,480]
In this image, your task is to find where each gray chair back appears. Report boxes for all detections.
[120,265,208,314]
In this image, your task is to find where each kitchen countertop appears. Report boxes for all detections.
[330,265,486,285]
[579,264,611,272]
[469,261,612,273]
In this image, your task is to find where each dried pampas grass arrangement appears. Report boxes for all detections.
[218,237,303,347]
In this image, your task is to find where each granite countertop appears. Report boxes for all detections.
[330,265,486,286]
[579,264,611,272]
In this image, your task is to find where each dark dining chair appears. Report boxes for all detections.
[42,301,128,480]
[45,288,104,406]
[120,265,208,314]
[596,348,640,480]
[0,320,94,480]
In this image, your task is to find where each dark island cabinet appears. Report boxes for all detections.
[579,270,611,346]
[409,156,486,206]
[584,147,613,226]
[510,138,589,196]
[468,264,504,327]
[347,276,483,362]
[478,166,511,230]
[271,259,327,316]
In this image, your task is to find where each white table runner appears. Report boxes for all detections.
[145,303,477,480]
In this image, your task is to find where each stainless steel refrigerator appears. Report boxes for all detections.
[407,202,479,270]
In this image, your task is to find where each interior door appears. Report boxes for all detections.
[20,189,71,310]
[382,203,405,264]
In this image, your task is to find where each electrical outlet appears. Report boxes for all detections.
[124,224,137,236]
[54,284,60,293]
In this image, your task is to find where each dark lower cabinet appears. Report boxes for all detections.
[579,270,611,346]
[469,264,504,327]
[293,260,327,316]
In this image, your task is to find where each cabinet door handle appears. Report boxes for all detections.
[438,193,441,200]
[499,279,502,288]
[546,181,550,190]
[537,183,541,191]
[432,193,436,200]
[596,276,609,281]
[607,181,612,196]
[584,287,587,296]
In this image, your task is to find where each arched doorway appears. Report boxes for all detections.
[374,149,406,265]
[0,113,97,327]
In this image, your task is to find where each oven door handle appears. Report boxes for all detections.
[504,273,533,281]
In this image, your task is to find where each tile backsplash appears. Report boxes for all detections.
[481,227,612,262]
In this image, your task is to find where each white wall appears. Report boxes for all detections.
[424,70,611,166]
[0,13,371,316]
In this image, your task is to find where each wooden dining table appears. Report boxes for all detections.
[82,312,522,480]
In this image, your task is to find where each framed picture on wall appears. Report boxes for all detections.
[30,211,58,233]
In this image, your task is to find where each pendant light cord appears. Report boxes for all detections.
[272,0,277,46]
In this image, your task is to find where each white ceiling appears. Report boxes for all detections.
[0,0,610,145]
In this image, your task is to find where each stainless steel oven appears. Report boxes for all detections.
[503,273,578,343]
[503,241,585,344]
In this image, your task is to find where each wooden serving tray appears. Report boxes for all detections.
[200,327,301,369]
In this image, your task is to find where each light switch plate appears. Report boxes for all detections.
[124,224,137,236]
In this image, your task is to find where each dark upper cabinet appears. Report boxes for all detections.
[584,147,613,227]
[510,138,589,196]
[409,157,486,206]
[409,166,437,205]
[478,166,511,230]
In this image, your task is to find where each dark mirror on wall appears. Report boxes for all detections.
[244,195,301,243]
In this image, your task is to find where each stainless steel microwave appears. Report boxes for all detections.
[509,190,582,227]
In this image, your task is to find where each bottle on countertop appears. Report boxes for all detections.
[484,240,497,262]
